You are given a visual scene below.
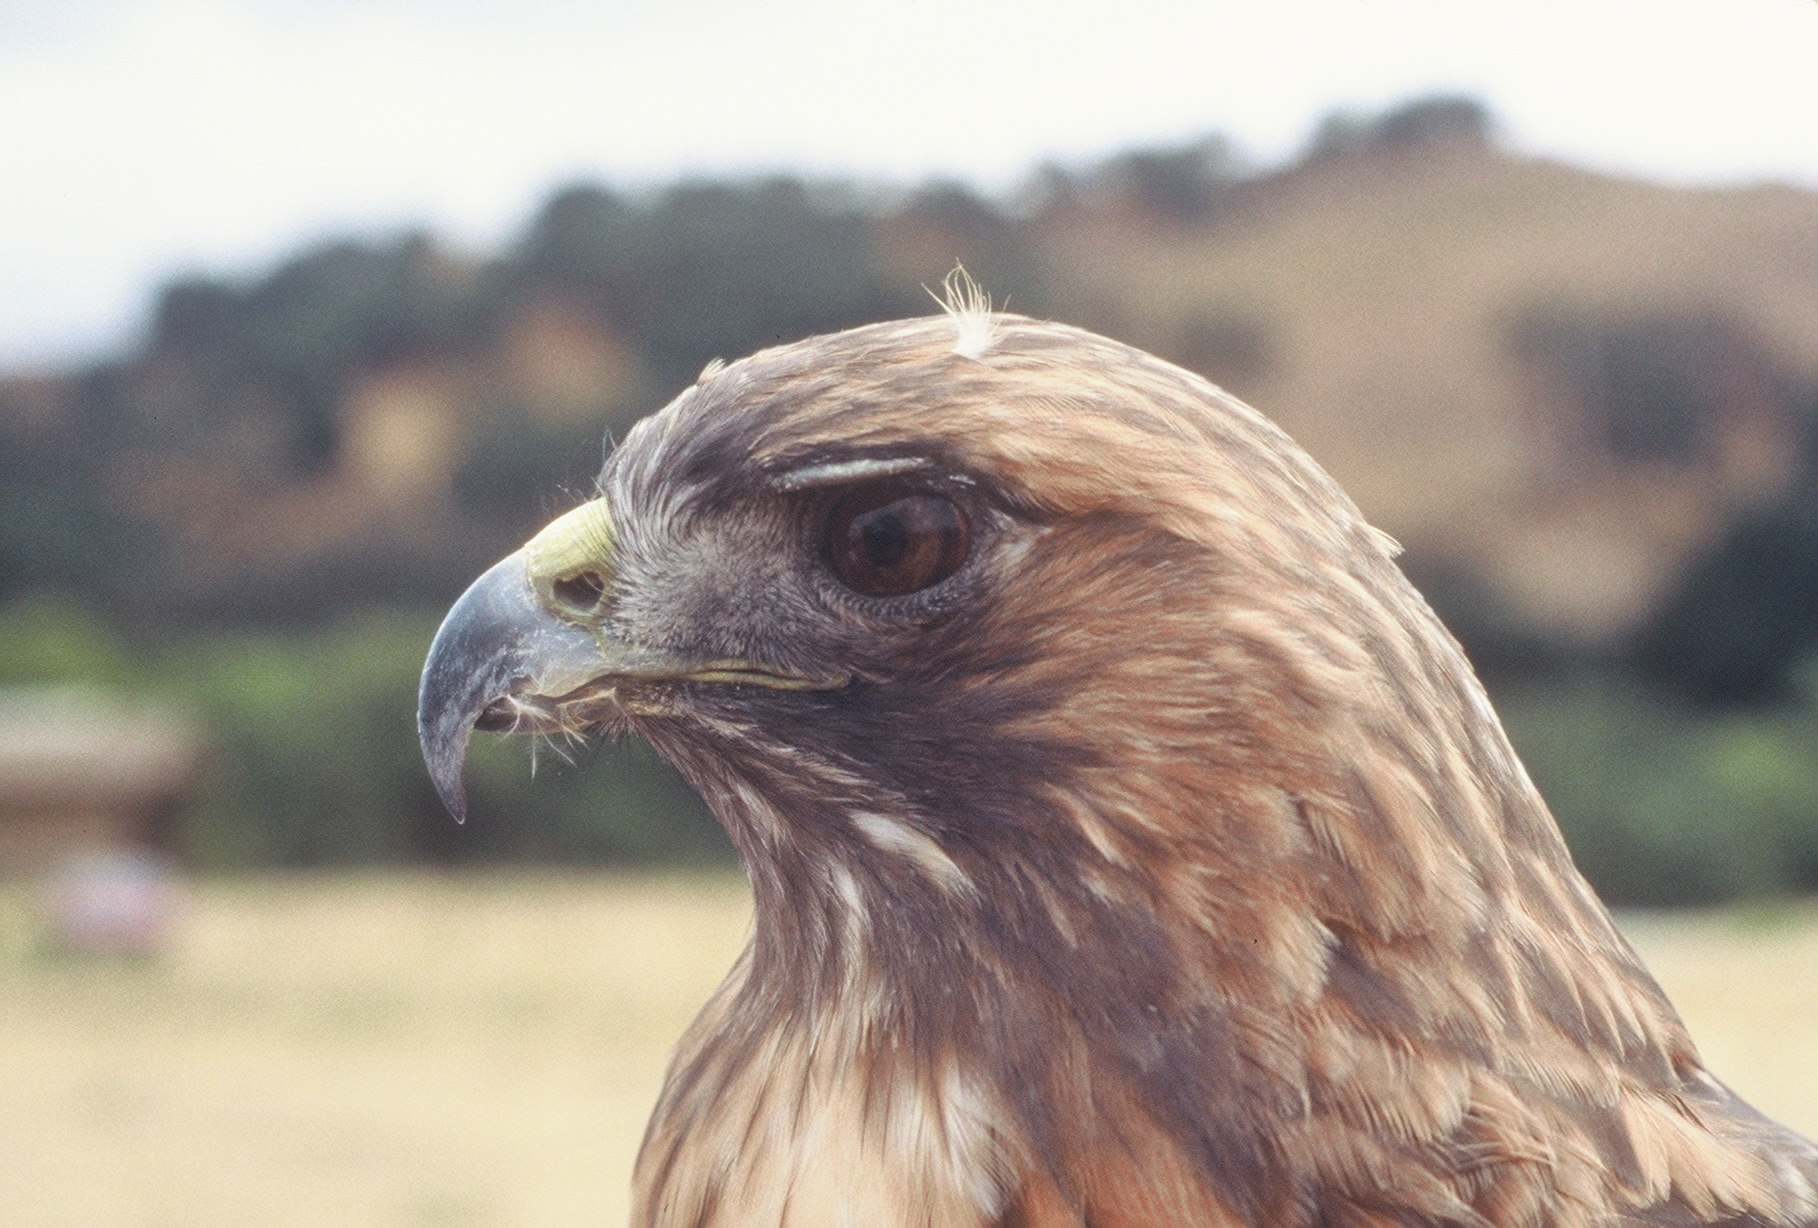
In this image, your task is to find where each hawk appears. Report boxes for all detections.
[418,301,1818,1228]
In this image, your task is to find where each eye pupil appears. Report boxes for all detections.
[860,514,910,569]
[827,482,970,597]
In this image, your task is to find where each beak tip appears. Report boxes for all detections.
[434,772,470,826]
[419,703,474,825]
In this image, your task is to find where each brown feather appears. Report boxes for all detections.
[485,314,1818,1226]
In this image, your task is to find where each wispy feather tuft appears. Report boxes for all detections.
[929,263,999,360]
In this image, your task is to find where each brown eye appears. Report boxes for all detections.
[826,482,971,597]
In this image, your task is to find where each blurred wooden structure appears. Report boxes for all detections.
[0,687,201,877]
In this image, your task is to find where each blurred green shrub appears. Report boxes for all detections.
[8,596,1818,903]
[0,591,140,686]
[0,599,728,872]
[1498,668,1818,905]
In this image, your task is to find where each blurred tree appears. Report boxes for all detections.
[1507,308,1736,464]
[510,178,920,388]
[1637,489,1818,703]
[1014,135,1247,226]
[1304,94,1493,162]
[148,232,490,472]
[0,374,158,607]
[506,184,635,305]
[1094,136,1246,222]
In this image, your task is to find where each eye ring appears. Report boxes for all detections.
[825,482,971,598]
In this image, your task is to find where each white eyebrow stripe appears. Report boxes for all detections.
[774,456,931,490]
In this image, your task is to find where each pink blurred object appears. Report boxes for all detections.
[43,849,182,956]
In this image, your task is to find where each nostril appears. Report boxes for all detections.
[551,569,607,616]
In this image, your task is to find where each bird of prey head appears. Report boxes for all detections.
[419,307,1818,1228]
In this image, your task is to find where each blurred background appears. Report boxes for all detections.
[3,1,1818,1224]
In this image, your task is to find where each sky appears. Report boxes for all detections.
[1,0,1815,372]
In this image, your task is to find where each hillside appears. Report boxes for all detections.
[1033,147,1818,644]
[4,96,1817,662]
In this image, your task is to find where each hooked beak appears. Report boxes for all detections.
[417,498,843,823]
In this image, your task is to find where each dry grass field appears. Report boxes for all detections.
[3,872,1817,1228]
